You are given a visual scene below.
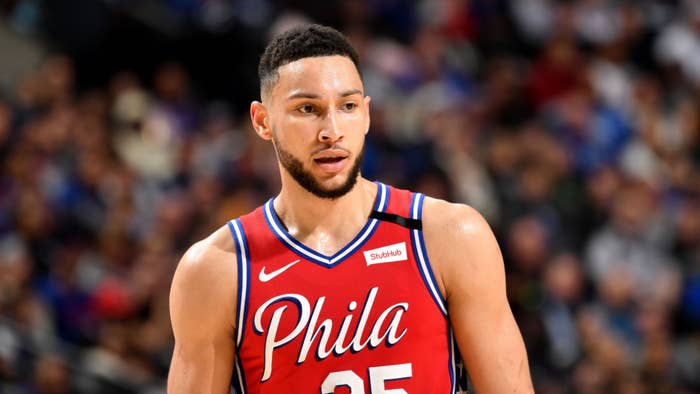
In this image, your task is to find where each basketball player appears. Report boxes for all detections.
[168,24,534,393]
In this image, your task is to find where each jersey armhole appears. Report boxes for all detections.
[408,193,448,316]
[226,219,250,394]
[409,193,460,393]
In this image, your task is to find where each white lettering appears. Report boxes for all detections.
[298,297,333,362]
[369,303,408,348]
[351,287,379,352]
[253,294,310,381]
[253,287,409,382]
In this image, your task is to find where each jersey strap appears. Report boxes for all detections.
[368,210,422,230]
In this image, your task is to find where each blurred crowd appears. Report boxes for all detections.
[1,0,700,393]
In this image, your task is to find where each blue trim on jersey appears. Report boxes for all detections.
[382,182,391,213]
[408,193,457,392]
[233,354,248,394]
[228,219,251,347]
[449,327,456,393]
[409,193,448,316]
[227,219,250,394]
[262,182,388,267]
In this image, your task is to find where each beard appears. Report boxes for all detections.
[273,139,364,200]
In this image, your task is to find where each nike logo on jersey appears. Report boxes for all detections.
[363,242,408,266]
[259,259,301,282]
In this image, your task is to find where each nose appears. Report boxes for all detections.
[318,111,344,144]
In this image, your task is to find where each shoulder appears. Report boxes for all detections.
[420,196,504,302]
[421,196,494,245]
[170,224,238,337]
[176,224,238,287]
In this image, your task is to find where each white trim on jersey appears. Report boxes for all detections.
[410,193,448,316]
[230,219,249,347]
[234,355,247,394]
[263,182,389,266]
[450,329,457,393]
[227,218,250,394]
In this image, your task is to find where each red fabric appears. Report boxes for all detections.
[235,185,452,393]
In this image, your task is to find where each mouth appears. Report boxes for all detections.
[313,150,349,173]
[314,157,346,164]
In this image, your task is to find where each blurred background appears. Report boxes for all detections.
[1,0,699,393]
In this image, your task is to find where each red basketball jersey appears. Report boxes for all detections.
[227,183,464,393]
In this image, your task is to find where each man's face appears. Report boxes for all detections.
[259,55,370,199]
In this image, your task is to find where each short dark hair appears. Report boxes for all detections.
[258,24,361,99]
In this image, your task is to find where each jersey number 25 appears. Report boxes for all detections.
[320,363,412,394]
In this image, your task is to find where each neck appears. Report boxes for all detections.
[273,175,377,255]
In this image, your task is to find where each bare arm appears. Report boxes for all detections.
[423,199,534,393]
[168,227,238,394]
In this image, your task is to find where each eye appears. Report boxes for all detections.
[298,104,315,114]
[342,102,358,111]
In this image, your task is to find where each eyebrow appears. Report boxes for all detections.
[339,89,363,97]
[287,89,363,100]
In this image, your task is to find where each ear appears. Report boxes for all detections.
[363,95,371,135]
[250,101,273,141]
